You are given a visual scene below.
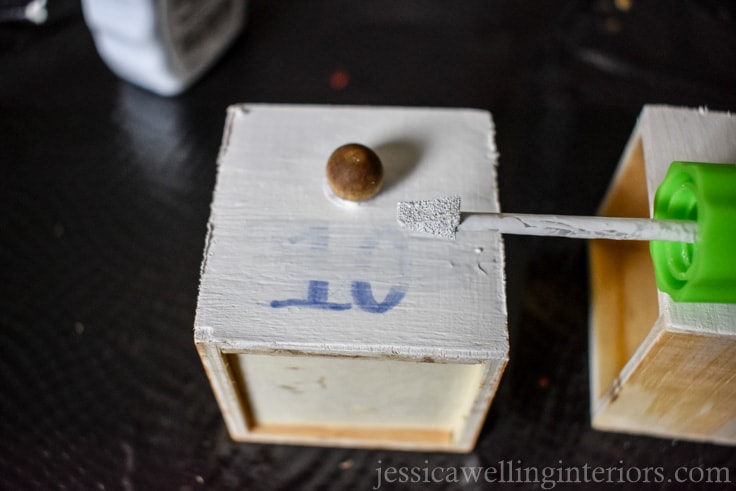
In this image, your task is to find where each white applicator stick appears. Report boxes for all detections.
[396,196,697,242]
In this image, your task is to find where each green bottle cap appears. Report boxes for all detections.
[651,161,736,303]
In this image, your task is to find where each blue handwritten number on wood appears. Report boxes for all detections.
[271,281,406,313]
[270,280,351,311]
[351,281,406,313]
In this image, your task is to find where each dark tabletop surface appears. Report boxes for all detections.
[2,1,736,489]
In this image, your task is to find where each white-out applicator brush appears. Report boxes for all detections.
[396,195,697,243]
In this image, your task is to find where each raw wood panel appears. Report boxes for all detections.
[595,330,736,444]
[195,104,509,451]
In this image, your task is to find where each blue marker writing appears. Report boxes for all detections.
[270,280,352,311]
[271,280,406,313]
[351,281,406,314]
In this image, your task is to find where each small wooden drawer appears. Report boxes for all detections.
[589,105,736,445]
[195,104,508,452]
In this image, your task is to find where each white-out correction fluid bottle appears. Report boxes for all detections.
[82,0,246,96]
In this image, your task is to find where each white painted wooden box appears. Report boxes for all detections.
[589,105,736,445]
[195,104,508,452]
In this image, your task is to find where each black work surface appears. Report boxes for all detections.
[2,1,736,489]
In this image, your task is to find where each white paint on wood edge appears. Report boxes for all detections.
[638,106,736,336]
[194,104,509,451]
[195,104,508,360]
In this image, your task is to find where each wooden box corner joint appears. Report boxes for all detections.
[589,105,736,446]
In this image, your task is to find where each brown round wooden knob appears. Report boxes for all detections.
[326,143,384,201]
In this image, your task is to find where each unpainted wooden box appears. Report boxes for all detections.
[195,104,508,452]
[589,105,736,445]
